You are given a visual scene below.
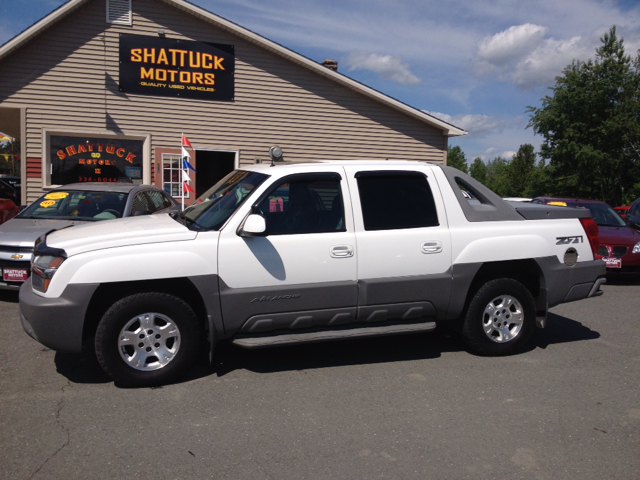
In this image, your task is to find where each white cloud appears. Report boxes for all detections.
[477,24,548,66]
[511,36,591,89]
[425,111,525,138]
[342,51,421,85]
[502,150,517,159]
[473,23,596,90]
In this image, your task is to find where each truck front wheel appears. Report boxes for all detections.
[462,278,535,356]
[95,293,199,387]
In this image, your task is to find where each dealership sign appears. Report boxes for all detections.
[50,136,144,185]
[119,34,235,101]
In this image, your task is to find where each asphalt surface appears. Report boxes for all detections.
[1,278,639,480]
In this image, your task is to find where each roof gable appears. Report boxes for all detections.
[0,0,465,137]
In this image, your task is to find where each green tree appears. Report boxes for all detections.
[527,26,640,206]
[446,145,468,173]
[507,144,536,197]
[484,156,511,197]
[469,157,487,184]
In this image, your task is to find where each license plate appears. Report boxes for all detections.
[3,268,29,282]
[603,257,622,268]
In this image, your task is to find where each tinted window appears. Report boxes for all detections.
[256,174,345,235]
[183,170,268,231]
[131,192,152,215]
[356,173,439,231]
[146,190,173,211]
[573,203,626,227]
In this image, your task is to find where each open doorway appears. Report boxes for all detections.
[195,150,236,197]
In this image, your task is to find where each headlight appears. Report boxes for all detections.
[32,255,65,293]
[633,242,640,254]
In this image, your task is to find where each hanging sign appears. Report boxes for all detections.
[119,34,235,101]
[50,135,144,185]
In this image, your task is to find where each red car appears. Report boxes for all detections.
[532,197,640,274]
[0,199,18,225]
[614,205,630,219]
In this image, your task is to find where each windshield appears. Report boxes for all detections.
[19,190,128,221]
[572,203,626,227]
[181,170,268,230]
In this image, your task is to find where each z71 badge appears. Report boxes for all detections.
[556,235,583,245]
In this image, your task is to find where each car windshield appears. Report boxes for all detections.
[571,202,626,227]
[19,190,128,221]
[180,170,268,230]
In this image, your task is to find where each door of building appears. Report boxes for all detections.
[195,150,236,197]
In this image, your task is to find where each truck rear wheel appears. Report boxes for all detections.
[462,278,535,356]
[95,293,199,387]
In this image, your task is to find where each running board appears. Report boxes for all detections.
[232,321,437,349]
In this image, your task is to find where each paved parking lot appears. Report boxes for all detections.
[1,279,639,480]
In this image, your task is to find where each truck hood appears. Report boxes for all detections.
[0,218,82,248]
[46,214,196,257]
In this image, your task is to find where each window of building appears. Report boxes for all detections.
[162,154,189,199]
[356,171,439,231]
[256,174,345,235]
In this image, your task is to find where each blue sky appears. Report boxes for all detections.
[2,0,640,164]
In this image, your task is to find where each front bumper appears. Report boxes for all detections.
[19,278,99,353]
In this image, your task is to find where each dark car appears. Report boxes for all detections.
[627,197,640,231]
[532,197,640,273]
[0,176,21,203]
[0,178,18,204]
[0,183,180,290]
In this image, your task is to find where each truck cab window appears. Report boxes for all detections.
[356,172,439,230]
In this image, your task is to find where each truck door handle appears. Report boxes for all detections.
[421,241,442,254]
[330,245,354,258]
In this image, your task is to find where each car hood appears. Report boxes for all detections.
[46,214,196,257]
[0,218,83,248]
[598,225,640,245]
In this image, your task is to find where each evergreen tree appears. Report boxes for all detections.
[446,145,468,173]
[527,26,640,205]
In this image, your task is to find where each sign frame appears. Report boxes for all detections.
[119,34,235,101]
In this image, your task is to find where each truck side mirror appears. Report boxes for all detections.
[238,213,268,237]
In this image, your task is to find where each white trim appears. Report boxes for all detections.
[0,0,466,137]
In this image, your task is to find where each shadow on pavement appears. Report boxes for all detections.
[51,313,601,386]
[0,290,19,304]
[604,274,640,286]
[54,348,111,384]
[530,312,600,350]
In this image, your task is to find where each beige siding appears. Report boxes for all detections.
[0,0,446,202]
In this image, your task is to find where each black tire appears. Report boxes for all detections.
[95,293,199,387]
[462,278,535,356]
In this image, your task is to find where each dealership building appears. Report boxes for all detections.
[0,0,465,206]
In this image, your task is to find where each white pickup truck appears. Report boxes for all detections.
[19,161,606,386]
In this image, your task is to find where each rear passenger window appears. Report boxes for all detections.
[356,171,439,230]
[256,174,345,235]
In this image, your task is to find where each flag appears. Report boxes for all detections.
[182,157,196,172]
[181,146,191,159]
[183,182,195,193]
[0,135,12,142]
[181,134,193,149]
[182,169,192,183]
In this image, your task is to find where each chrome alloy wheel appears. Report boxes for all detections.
[117,312,181,371]
[482,295,524,343]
